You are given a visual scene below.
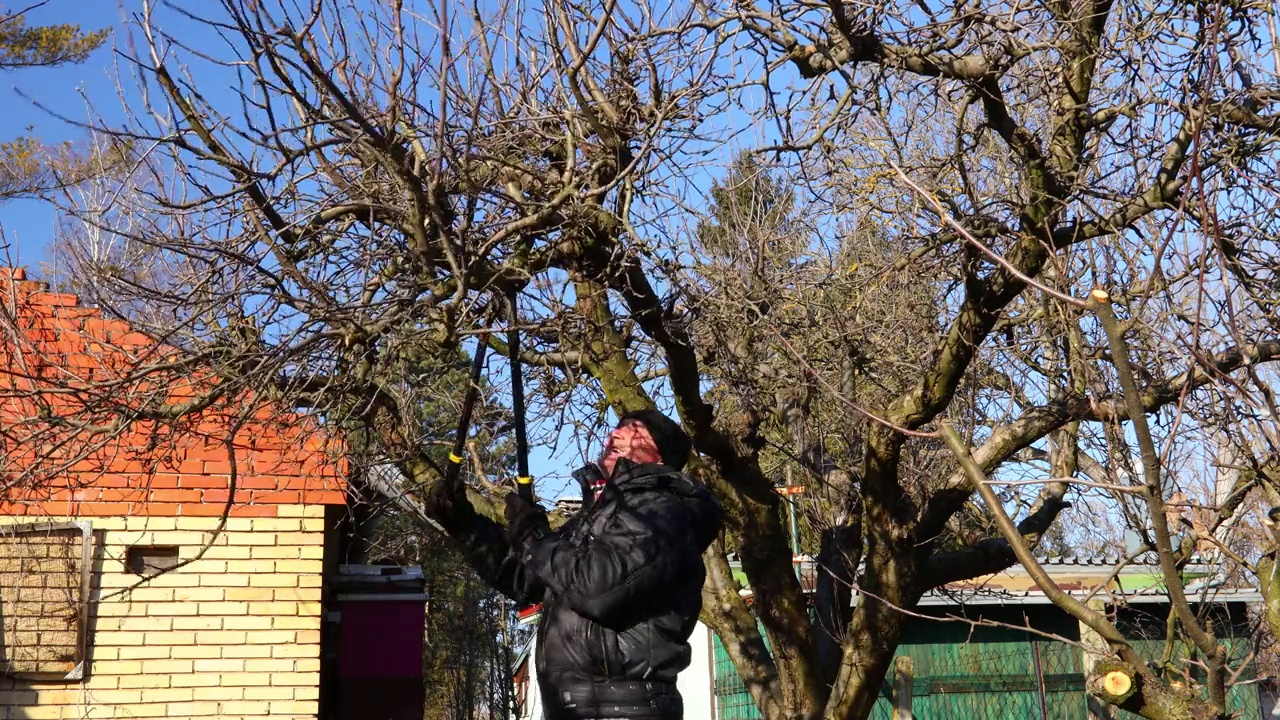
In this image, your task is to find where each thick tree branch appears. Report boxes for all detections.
[920,489,1071,588]
[1090,292,1226,711]
[941,424,1226,718]
[939,424,1126,644]
[917,338,1280,543]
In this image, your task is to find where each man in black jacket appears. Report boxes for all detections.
[427,409,722,720]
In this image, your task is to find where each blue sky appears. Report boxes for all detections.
[0,0,1117,511]
[18,0,787,505]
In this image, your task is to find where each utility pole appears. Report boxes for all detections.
[785,465,799,557]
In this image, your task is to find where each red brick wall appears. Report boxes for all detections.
[0,267,346,518]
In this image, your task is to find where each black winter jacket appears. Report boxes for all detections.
[457,458,722,719]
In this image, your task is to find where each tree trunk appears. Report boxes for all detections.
[821,521,918,720]
[1256,553,1280,648]
[815,517,862,687]
[700,539,789,719]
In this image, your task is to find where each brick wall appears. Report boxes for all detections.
[0,523,86,678]
[0,507,330,720]
[0,266,350,720]
[0,266,347,518]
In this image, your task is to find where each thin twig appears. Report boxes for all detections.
[771,327,940,440]
[856,584,1092,652]
[985,477,1146,494]
[889,162,1089,309]
[1081,543,1153,605]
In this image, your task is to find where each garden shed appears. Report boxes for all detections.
[0,268,426,720]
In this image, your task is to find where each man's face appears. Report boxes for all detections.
[599,420,661,476]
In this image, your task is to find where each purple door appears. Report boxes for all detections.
[336,599,426,720]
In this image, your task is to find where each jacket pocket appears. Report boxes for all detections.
[586,621,625,679]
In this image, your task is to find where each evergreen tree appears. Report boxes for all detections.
[0,5,110,201]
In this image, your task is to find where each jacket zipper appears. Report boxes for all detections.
[600,627,611,677]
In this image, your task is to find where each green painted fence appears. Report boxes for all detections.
[710,605,1261,719]
[713,611,1085,720]
[866,622,1087,720]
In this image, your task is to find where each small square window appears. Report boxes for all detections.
[125,545,180,577]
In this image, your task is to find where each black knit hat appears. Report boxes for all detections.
[618,409,692,470]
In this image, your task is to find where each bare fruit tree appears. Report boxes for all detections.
[37,0,1280,719]
[725,0,1280,716]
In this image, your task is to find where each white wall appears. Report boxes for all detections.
[1261,685,1279,718]
[678,622,715,718]
[523,659,543,720]
[519,621,715,719]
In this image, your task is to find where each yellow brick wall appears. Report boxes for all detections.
[0,505,329,720]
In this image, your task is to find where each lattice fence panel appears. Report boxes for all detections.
[0,522,91,678]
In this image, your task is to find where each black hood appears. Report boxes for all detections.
[573,459,722,550]
[665,470,722,552]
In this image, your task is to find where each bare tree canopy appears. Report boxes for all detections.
[29,0,1280,717]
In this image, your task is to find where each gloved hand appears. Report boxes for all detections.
[425,480,477,535]
[504,492,550,553]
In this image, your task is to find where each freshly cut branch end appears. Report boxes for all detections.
[1090,288,1111,303]
[1103,670,1132,697]
[1091,660,1138,705]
